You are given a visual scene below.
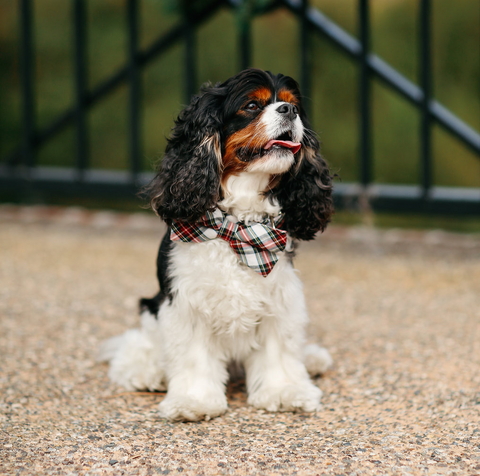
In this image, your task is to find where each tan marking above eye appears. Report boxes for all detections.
[247,87,272,105]
[278,89,299,106]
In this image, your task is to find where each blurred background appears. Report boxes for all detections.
[0,0,479,230]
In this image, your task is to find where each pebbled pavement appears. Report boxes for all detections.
[1,205,479,475]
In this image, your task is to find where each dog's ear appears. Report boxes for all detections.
[146,84,225,224]
[273,125,334,241]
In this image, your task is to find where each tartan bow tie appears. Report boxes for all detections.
[170,208,287,277]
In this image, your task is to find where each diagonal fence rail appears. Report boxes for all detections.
[1,0,479,214]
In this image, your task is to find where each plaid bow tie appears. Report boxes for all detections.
[170,208,287,277]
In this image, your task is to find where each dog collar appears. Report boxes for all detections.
[170,208,287,277]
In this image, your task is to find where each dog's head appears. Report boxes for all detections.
[147,68,333,240]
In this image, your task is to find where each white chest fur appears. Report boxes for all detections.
[218,172,281,223]
[168,238,299,346]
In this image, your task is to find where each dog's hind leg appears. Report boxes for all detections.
[98,309,166,392]
[303,343,333,377]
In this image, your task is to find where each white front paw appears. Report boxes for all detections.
[159,393,228,422]
[248,381,322,413]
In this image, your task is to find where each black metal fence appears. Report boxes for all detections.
[1,0,479,214]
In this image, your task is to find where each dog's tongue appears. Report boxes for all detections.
[264,139,301,154]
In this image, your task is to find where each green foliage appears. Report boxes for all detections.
[0,0,479,189]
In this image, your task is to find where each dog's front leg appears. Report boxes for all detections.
[158,305,228,421]
[245,313,323,413]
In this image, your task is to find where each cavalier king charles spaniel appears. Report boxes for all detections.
[100,68,334,421]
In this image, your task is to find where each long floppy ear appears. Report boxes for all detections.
[146,84,225,224]
[273,127,334,241]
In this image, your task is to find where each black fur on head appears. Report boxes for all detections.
[145,68,334,238]
[145,83,227,224]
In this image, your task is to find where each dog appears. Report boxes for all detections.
[100,68,334,421]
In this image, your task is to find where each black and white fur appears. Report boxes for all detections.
[100,69,334,421]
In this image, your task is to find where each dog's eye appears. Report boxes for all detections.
[245,102,259,111]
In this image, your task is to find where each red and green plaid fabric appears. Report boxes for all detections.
[170,208,287,277]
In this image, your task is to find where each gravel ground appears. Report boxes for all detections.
[1,205,479,476]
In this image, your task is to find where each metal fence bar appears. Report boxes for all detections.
[127,0,141,178]
[184,3,197,103]
[300,0,311,115]
[73,0,89,178]
[419,0,432,196]
[227,0,285,71]
[19,0,35,170]
[359,0,371,187]
[238,0,252,70]
[239,19,252,70]
[429,100,480,153]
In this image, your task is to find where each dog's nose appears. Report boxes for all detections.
[276,103,297,120]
